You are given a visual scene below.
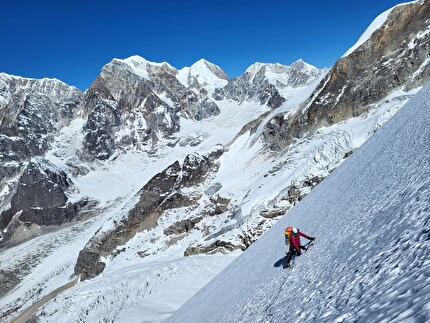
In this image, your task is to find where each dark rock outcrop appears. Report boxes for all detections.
[184,240,240,256]
[0,269,20,298]
[264,1,430,150]
[164,216,203,236]
[0,158,82,245]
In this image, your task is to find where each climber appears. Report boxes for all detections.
[285,226,315,267]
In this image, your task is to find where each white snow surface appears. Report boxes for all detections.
[342,1,419,57]
[168,82,430,322]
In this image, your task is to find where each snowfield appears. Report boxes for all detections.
[168,82,430,322]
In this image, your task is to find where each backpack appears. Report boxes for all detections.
[285,226,300,245]
[285,226,293,245]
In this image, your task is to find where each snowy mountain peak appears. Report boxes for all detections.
[115,56,229,91]
[115,55,177,80]
[244,62,266,78]
[291,58,320,75]
[0,72,81,98]
[213,59,325,109]
[190,59,229,80]
[122,55,174,70]
[177,58,229,90]
[244,59,320,81]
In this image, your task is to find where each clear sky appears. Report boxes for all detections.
[1,0,410,90]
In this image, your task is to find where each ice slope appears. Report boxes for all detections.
[168,83,430,322]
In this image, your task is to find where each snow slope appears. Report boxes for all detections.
[168,82,430,322]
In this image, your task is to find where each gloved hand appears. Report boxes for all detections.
[309,236,315,241]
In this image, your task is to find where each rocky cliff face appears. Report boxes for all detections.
[74,149,222,280]
[82,57,223,160]
[263,0,430,150]
[214,59,324,109]
[0,75,83,243]
[0,74,83,172]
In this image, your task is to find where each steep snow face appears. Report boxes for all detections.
[168,82,430,323]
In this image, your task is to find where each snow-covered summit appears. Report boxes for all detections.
[245,59,320,80]
[177,59,229,91]
[245,59,320,81]
[110,55,228,92]
[113,55,177,80]
[291,58,321,75]
[214,59,325,108]
[122,55,173,68]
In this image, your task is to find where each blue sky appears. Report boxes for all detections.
[1,0,409,90]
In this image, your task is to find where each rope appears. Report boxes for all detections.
[264,240,314,321]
